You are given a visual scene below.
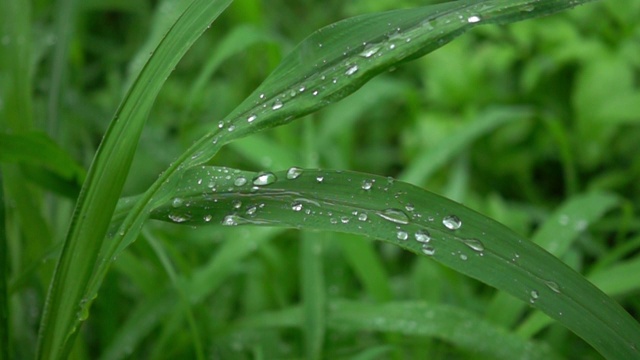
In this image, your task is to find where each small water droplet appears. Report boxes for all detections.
[253,172,277,186]
[345,65,359,76]
[228,125,235,132]
[467,15,481,23]
[405,203,415,212]
[299,86,306,92]
[442,215,462,230]
[234,177,247,186]
[203,214,212,222]
[462,238,484,252]
[414,229,431,243]
[341,216,350,224]
[272,99,283,110]
[358,213,368,221]
[361,179,373,190]
[246,206,257,215]
[171,198,184,208]
[397,230,408,241]
[376,208,410,225]
[530,290,539,303]
[316,176,324,183]
[422,245,435,256]
[247,114,257,123]
[460,253,468,260]
[222,215,239,226]
[259,93,265,99]
[286,167,303,179]
[292,202,303,212]
[232,200,242,209]
[312,90,319,96]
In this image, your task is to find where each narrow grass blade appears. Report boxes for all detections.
[36,1,233,358]
[149,166,640,359]
[0,176,9,360]
[301,231,326,360]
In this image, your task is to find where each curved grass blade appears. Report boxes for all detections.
[147,166,640,359]
[233,300,558,360]
[36,1,233,358]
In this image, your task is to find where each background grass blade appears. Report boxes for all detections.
[148,166,640,359]
[0,176,9,360]
[36,1,233,358]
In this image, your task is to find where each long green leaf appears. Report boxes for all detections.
[36,1,233,358]
[147,166,640,359]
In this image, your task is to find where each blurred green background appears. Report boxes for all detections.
[2,0,640,358]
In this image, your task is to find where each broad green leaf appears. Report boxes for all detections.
[36,1,234,358]
[145,166,640,359]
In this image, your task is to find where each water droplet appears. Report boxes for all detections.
[316,176,324,183]
[359,44,381,58]
[460,253,468,260]
[253,172,277,186]
[168,213,189,223]
[361,179,373,190]
[521,4,535,12]
[286,167,303,179]
[345,65,358,76]
[376,208,410,225]
[272,99,283,110]
[292,202,303,212]
[530,290,539,303]
[246,206,257,215]
[203,214,212,222]
[341,216,350,224]
[467,15,481,23]
[312,90,319,96]
[218,121,224,129]
[228,125,235,132]
[247,114,257,123]
[414,229,431,243]
[397,230,408,241]
[422,245,435,256]
[222,215,239,226]
[442,215,462,230]
[259,93,265,99]
[171,198,184,208]
[358,213,368,221]
[299,86,306,92]
[545,281,561,293]
[405,203,415,212]
[462,238,484,252]
[232,200,242,209]
[234,177,247,186]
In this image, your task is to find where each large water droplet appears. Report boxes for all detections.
[422,245,435,256]
[358,213,368,221]
[286,167,303,179]
[272,99,283,110]
[345,65,359,76]
[376,208,410,225]
[414,229,431,243]
[359,44,381,58]
[234,176,247,186]
[442,215,462,230]
[253,172,277,186]
[462,238,484,252]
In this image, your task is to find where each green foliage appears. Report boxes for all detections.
[2,0,640,359]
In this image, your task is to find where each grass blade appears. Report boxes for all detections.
[148,166,640,359]
[36,1,233,358]
[0,176,9,360]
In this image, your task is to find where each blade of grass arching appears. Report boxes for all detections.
[485,192,619,327]
[100,228,282,360]
[36,1,234,358]
[329,300,560,360]
[517,255,640,338]
[150,167,640,359]
[399,106,531,184]
[104,0,601,277]
[0,177,9,360]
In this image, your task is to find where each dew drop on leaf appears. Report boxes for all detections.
[462,238,484,252]
[234,176,248,186]
[286,167,303,179]
[376,208,410,225]
[345,65,359,76]
[397,230,408,241]
[545,281,561,293]
[272,99,283,110]
[247,114,257,123]
[171,198,183,208]
[422,245,435,256]
[467,15,481,23]
[442,215,462,230]
[361,179,373,190]
[414,229,431,243]
[358,213,368,221]
[292,202,303,212]
[253,172,277,186]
